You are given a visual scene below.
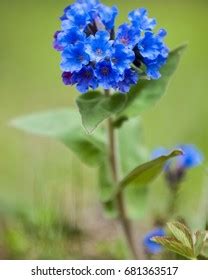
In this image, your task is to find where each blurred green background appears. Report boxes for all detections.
[0,0,207,259]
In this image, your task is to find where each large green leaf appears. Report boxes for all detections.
[118,150,183,190]
[118,117,149,219]
[10,109,105,167]
[119,44,187,118]
[118,117,148,175]
[98,161,118,219]
[76,91,127,133]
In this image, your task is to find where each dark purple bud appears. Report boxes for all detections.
[62,72,73,85]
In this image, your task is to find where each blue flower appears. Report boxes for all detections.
[152,145,203,171]
[115,23,141,48]
[177,145,203,169]
[61,42,90,72]
[152,145,203,188]
[54,27,86,51]
[73,66,98,93]
[96,4,118,30]
[62,4,90,31]
[138,29,168,60]
[95,61,120,90]
[117,69,139,93]
[111,44,135,74]
[86,31,113,62]
[143,228,165,254]
[144,55,168,79]
[129,8,156,32]
[136,29,169,79]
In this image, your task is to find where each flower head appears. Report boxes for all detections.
[143,228,165,254]
[54,0,169,94]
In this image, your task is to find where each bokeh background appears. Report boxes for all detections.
[0,0,208,259]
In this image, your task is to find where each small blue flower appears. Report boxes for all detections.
[96,4,118,30]
[62,4,90,31]
[73,66,98,93]
[128,8,156,32]
[54,27,86,51]
[61,42,90,72]
[144,55,168,79]
[152,145,203,187]
[115,23,141,48]
[138,29,168,60]
[177,145,203,169]
[95,61,120,90]
[143,228,165,254]
[152,145,203,171]
[111,44,135,74]
[136,29,169,79]
[86,31,113,62]
[117,69,139,93]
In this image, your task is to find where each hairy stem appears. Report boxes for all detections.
[105,90,138,259]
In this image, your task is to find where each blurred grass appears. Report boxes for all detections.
[0,0,208,259]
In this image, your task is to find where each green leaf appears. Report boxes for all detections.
[194,231,207,257]
[99,162,115,202]
[76,91,127,133]
[119,44,187,118]
[118,117,149,219]
[167,222,194,250]
[118,117,148,175]
[152,236,195,259]
[10,109,105,167]
[98,161,118,219]
[125,187,148,220]
[118,150,183,190]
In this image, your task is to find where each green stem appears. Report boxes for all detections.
[105,90,139,259]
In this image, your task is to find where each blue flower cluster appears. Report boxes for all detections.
[54,0,169,94]
[152,144,203,187]
[143,228,165,254]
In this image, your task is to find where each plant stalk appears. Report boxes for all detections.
[105,90,139,259]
